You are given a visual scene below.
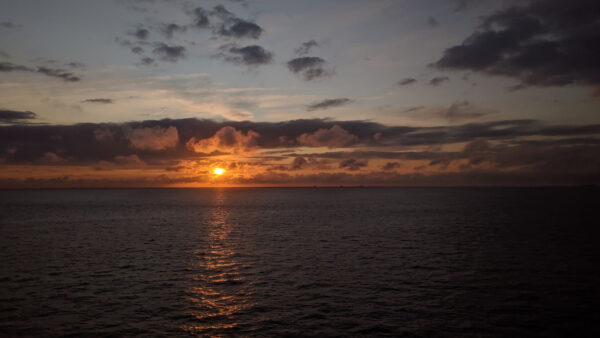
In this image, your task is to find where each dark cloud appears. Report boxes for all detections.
[0,62,31,72]
[140,57,155,65]
[152,43,186,62]
[339,158,368,171]
[190,7,210,28]
[0,21,20,29]
[215,44,273,66]
[217,20,263,39]
[133,28,150,40]
[382,162,401,170]
[0,62,81,82]
[405,101,491,121]
[287,57,334,81]
[429,76,449,86]
[291,156,307,170]
[67,62,85,69]
[294,40,319,56]
[82,98,114,104]
[398,78,417,86]
[428,17,439,27]
[36,67,80,82]
[454,0,476,12]
[162,23,187,39]
[0,109,37,125]
[131,46,144,54]
[307,98,353,111]
[211,5,263,39]
[435,0,600,88]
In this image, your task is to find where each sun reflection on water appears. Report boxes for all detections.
[183,190,253,335]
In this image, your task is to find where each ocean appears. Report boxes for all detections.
[1,188,599,337]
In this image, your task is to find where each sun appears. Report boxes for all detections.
[213,168,225,176]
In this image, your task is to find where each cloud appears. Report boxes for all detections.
[1,118,599,167]
[215,43,273,66]
[186,126,259,154]
[398,78,417,86]
[0,62,31,72]
[0,109,37,124]
[429,76,449,86]
[287,57,334,81]
[132,28,150,40]
[291,156,308,170]
[294,40,319,56]
[307,98,353,111]
[211,5,263,39]
[0,21,20,29]
[162,23,187,39]
[152,43,186,62]
[427,17,439,27]
[454,0,476,12]
[190,7,210,28]
[435,0,600,88]
[382,162,401,170]
[128,126,179,150]
[36,152,64,164]
[140,57,155,65]
[132,46,144,54]
[36,67,81,82]
[0,62,81,82]
[297,125,359,148]
[339,158,368,171]
[405,101,491,121]
[82,98,113,104]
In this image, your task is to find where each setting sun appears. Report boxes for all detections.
[213,168,225,176]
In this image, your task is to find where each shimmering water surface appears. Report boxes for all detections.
[1,188,599,337]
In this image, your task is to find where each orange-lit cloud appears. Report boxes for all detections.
[186,126,259,154]
[296,125,358,148]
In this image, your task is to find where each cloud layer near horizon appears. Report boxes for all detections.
[1,117,599,187]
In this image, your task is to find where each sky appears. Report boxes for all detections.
[1,0,599,187]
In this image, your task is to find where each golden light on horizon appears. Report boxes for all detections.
[213,168,225,176]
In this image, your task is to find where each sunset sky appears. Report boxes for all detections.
[1,0,599,187]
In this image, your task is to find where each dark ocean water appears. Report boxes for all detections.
[0,188,599,337]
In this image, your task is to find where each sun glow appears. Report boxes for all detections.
[213,168,225,176]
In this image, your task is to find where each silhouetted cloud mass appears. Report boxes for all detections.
[0,109,37,124]
[307,98,353,111]
[436,0,600,88]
